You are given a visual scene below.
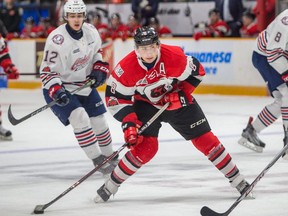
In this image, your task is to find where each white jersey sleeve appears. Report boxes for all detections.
[40,23,103,96]
[254,9,288,74]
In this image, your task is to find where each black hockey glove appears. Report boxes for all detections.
[89,61,109,88]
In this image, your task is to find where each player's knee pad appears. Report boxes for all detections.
[130,136,158,164]
[69,107,91,132]
[191,131,220,156]
[90,114,109,134]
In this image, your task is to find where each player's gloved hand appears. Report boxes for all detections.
[122,113,143,148]
[159,90,189,110]
[2,59,20,79]
[281,71,288,85]
[5,64,19,79]
[89,61,109,88]
[48,84,70,106]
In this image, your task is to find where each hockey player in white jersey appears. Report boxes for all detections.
[238,9,288,159]
[40,0,118,174]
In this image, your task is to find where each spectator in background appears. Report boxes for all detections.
[147,16,172,38]
[240,11,259,38]
[193,8,230,41]
[20,16,38,38]
[0,0,22,39]
[109,13,129,41]
[127,14,141,37]
[0,20,8,37]
[132,0,159,26]
[253,0,275,32]
[87,11,109,43]
[36,17,56,38]
[214,0,244,37]
[56,17,65,27]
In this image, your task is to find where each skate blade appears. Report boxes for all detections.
[238,138,263,153]
[0,135,12,141]
[94,195,105,203]
[282,152,288,160]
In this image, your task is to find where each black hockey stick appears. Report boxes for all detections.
[0,73,39,76]
[8,80,94,125]
[33,102,170,214]
[200,143,288,216]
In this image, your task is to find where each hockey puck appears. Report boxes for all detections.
[33,205,45,214]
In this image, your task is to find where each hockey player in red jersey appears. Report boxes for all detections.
[94,26,251,202]
[0,34,19,140]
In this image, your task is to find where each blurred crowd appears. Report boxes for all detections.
[193,0,276,40]
[0,0,277,42]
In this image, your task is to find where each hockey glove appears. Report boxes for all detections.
[159,90,189,110]
[89,61,109,88]
[122,113,143,148]
[281,71,288,85]
[48,84,70,106]
[2,59,19,79]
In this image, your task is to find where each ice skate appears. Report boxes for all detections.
[238,117,266,153]
[231,175,254,199]
[92,154,119,176]
[94,178,119,203]
[0,123,12,141]
[282,130,288,160]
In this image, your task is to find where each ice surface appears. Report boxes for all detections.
[1,89,287,216]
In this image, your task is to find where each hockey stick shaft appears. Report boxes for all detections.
[0,73,39,76]
[8,80,94,125]
[200,143,288,216]
[33,102,170,214]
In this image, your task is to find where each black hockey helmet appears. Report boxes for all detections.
[134,26,159,47]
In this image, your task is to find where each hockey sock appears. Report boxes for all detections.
[253,106,280,132]
[110,151,143,185]
[74,128,101,160]
[96,129,113,156]
[208,143,240,182]
[91,115,114,156]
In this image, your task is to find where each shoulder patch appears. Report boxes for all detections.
[52,34,64,45]
[115,64,124,77]
[281,16,288,25]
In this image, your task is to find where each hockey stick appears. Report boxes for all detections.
[0,73,39,76]
[200,143,288,216]
[33,102,170,214]
[8,80,94,126]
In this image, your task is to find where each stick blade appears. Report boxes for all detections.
[7,105,20,126]
[33,205,45,214]
[200,206,226,216]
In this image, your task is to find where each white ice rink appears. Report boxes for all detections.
[0,88,287,216]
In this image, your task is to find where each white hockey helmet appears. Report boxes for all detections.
[64,0,87,18]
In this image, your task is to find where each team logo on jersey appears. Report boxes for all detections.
[189,56,197,71]
[115,64,124,77]
[71,55,90,71]
[52,34,64,45]
[107,96,119,107]
[281,16,288,25]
